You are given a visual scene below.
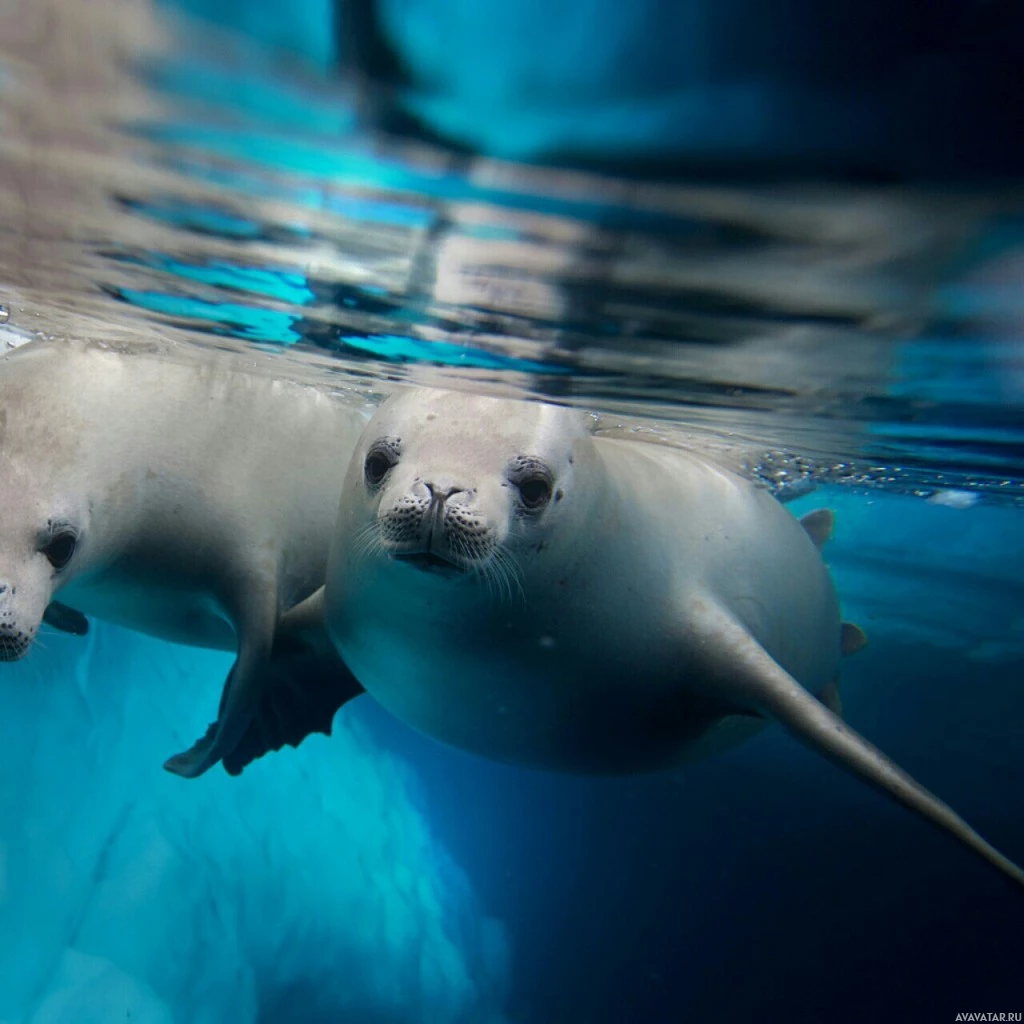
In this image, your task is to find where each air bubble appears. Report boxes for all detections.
[927,489,978,510]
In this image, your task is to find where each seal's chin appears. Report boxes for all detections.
[391,550,469,578]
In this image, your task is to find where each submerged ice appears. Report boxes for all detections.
[0,624,509,1024]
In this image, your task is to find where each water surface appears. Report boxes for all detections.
[2,0,1022,502]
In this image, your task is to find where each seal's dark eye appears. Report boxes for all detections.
[43,530,77,570]
[517,473,553,511]
[364,442,399,487]
[509,455,555,513]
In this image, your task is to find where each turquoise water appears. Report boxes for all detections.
[0,3,1022,1022]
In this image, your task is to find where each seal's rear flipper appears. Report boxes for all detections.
[690,600,1024,891]
[43,601,89,636]
[221,638,364,776]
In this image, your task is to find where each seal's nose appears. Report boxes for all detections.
[424,482,463,503]
[421,482,473,551]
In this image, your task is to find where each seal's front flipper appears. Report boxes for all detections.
[221,638,364,776]
[164,709,222,778]
[164,601,277,779]
[43,601,89,636]
[277,587,327,640]
[690,600,1024,892]
[163,661,247,779]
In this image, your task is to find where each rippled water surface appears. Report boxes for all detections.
[1,0,1023,507]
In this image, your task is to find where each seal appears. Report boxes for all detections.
[0,338,365,777]
[282,386,1024,890]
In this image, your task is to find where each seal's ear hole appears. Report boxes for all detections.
[42,528,78,570]
[364,438,401,488]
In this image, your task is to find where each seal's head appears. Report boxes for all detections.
[342,387,597,585]
[0,464,83,660]
[0,354,87,660]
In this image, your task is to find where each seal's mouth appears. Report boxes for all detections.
[391,550,468,577]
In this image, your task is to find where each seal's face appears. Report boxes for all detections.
[0,469,82,660]
[347,389,595,587]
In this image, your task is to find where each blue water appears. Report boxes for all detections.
[0,630,508,1023]
[1,2,1023,1022]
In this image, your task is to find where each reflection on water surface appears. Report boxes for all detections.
[0,0,1022,502]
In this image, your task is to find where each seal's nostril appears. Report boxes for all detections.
[0,584,7,594]
[425,483,462,502]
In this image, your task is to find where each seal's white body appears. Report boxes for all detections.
[0,339,367,774]
[297,387,1024,889]
[330,429,838,772]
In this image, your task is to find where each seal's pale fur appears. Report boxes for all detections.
[0,339,366,776]
[284,386,1024,891]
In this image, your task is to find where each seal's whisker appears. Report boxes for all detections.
[488,552,512,607]
[35,626,63,645]
[479,554,503,604]
[452,537,502,602]
[478,561,496,603]
[484,546,524,608]
[450,536,485,590]
[349,521,384,568]
[473,545,522,608]
[497,547,526,606]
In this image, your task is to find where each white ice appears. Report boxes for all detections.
[0,623,509,1023]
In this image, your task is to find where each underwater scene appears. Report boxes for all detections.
[1,0,1022,1021]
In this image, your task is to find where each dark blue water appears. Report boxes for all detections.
[1,2,1022,1022]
